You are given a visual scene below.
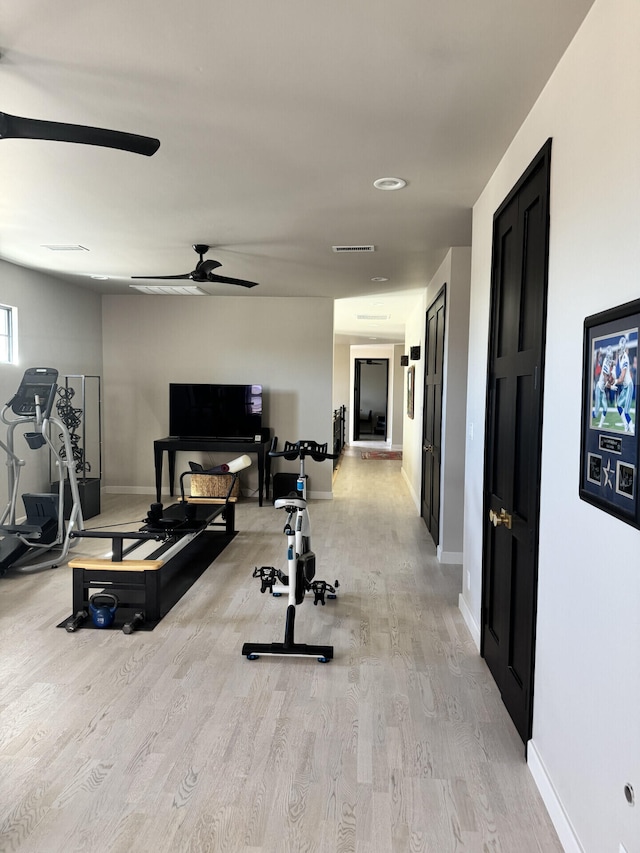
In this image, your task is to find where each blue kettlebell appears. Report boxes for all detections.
[89,593,118,628]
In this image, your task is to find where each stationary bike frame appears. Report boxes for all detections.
[242,440,338,662]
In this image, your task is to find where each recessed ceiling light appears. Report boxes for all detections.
[90,275,110,280]
[373,177,407,191]
[371,277,389,282]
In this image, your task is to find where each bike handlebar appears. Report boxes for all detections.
[269,440,338,462]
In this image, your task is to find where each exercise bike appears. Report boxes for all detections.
[242,440,339,663]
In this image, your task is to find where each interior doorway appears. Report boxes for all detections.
[353,359,389,441]
[421,287,446,546]
[481,139,551,746]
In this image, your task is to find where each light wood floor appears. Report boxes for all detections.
[0,448,562,853]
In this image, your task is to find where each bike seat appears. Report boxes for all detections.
[274,496,307,510]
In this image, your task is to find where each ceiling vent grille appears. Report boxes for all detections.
[357,314,390,321]
[42,244,89,251]
[331,245,375,253]
[129,284,208,296]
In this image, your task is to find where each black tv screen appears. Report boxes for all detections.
[169,384,263,440]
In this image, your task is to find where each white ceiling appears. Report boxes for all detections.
[1,1,594,343]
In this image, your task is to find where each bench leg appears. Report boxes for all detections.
[145,570,162,622]
[72,567,86,613]
[224,502,235,534]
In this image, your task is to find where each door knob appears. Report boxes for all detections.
[423,444,433,453]
[489,507,512,529]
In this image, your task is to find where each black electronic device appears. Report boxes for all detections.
[169,383,263,441]
[7,367,58,418]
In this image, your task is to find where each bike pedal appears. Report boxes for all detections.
[252,566,277,593]
[310,580,336,606]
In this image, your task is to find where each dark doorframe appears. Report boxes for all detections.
[421,287,446,545]
[481,139,552,746]
[353,359,388,441]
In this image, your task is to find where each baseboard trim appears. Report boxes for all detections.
[528,739,584,853]
[458,592,480,650]
[437,547,463,564]
[105,486,154,495]
[401,467,421,513]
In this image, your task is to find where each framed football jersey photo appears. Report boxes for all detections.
[579,298,640,528]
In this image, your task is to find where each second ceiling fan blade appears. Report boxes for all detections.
[206,273,259,289]
[132,274,191,280]
[0,112,160,156]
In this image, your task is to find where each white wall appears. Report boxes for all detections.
[0,261,103,504]
[101,295,335,497]
[461,1,640,850]
[333,342,350,414]
[402,248,471,562]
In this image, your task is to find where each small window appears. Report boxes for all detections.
[0,304,17,364]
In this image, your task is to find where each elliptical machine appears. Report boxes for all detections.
[0,367,84,575]
[242,440,339,663]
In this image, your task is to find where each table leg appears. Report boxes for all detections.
[257,448,264,507]
[168,451,176,497]
[154,446,163,502]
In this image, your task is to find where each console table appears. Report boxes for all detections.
[154,434,272,506]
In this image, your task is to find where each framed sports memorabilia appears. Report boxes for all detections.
[579,298,640,527]
[407,365,415,419]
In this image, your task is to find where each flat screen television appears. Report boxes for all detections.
[169,383,263,440]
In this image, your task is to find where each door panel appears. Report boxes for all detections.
[421,288,445,544]
[482,140,551,745]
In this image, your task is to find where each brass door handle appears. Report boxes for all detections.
[489,507,512,529]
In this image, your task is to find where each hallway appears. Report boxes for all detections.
[0,449,561,852]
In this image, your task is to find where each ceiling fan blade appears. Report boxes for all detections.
[132,273,190,280]
[197,259,223,276]
[0,112,160,156]
[206,273,259,289]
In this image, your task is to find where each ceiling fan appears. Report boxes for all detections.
[0,110,160,156]
[132,244,259,288]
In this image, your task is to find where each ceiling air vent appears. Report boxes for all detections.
[42,244,89,251]
[357,314,390,321]
[129,284,208,296]
[331,245,375,253]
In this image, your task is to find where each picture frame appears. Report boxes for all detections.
[579,298,639,527]
[407,365,415,419]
